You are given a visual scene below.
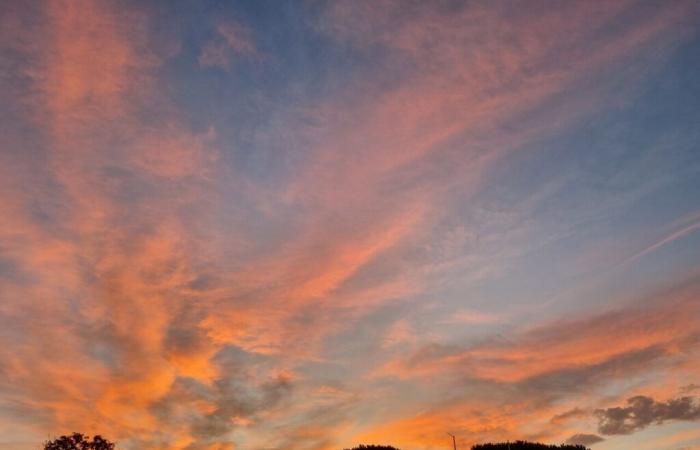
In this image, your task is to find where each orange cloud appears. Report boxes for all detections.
[376,281,700,382]
[361,280,700,448]
[1,1,697,449]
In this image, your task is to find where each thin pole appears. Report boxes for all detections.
[447,432,457,450]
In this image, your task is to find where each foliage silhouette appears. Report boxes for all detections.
[342,442,589,450]
[471,441,588,450]
[43,433,115,450]
[343,446,401,450]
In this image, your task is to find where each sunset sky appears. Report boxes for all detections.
[1,1,700,449]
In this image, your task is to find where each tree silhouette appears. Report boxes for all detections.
[43,433,115,450]
[343,446,401,450]
[342,442,588,450]
[471,441,588,450]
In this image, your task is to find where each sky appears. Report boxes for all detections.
[1,1,700,449]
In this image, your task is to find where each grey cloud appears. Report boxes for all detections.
[259,395,357,450]
[516,346,668,399]
[565,434,604,446]
[550,408,587,424]
[595,395,700,435]
[147,346,294,450]
[680,383,699,394]
[163,306,211,358]
[185,444,233,450]
[189,372,293,440]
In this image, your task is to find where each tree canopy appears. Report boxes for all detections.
[43,433,115,450]
[342,442,589,450]
[343,446,401,450]
[472,441,588,450]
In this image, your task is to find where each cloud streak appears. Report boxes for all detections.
[0,1,699,449]
[565,434,605,446]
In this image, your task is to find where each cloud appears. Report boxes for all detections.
[681,384,700,394]
[381,319,417,349]
[374,281,700,384]
[0,1,232,447]
[1,1,699,449]
[550,408,587,425]
[565,434,605,446]
[362,279,700,448]
[445,309,501,325]
[199,21,257,69]
[619,213,700,267]
[595,395,700,435]
[188,373,293,443]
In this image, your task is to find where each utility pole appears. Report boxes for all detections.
[447,432,457,450]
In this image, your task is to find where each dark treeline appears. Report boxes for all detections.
[345,442,588,450]
[44,435,589,450]
[344,446,401,450]
[472,442,588,450]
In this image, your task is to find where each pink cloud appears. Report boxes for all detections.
[199,21,257,69]
[0,1,697,449]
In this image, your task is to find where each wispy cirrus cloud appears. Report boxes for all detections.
[0,1,699,449]
[620,211,700,267]
[199,20,257,70]
[360,279,700,448]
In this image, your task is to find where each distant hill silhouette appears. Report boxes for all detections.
[472,442,588,450]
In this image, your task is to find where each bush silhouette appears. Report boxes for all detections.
[342,442,588,450]
[344,446,401,450]
[43,433,115,450]
[472,442,588,450]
